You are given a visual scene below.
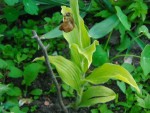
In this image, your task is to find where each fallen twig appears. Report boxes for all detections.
[32,30,68,113]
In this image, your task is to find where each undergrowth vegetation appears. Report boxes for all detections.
[0,0,150,113]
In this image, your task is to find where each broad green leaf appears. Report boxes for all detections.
[92,45,109,66]
[70,40,98,72]
[79,86,116,107]
[7,87,22,96]
[4,0,19,6]
[23,0,39,15]
[30,88,42,96]
[8,66,23,78]
[140,45,150,76]
[0,59,8,69]
[0,84,10,96]
[138,25,150,39]
[4,7,19,22]
[0,24,7,33]
[10,106,25,113]
[115,6,130,30]
[23,63,44,86]
[85,63,140,93]
[89,15,119,39]
[117,81,126,94]
[34,56,82,92]
[41,26,62,39]
[137,95,150,109]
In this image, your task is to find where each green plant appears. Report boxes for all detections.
[35,0,140,110]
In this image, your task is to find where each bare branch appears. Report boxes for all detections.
[32,30,68,113]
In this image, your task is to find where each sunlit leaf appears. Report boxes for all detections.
[140,45,150,76]
[79,86,116,107]
[89,15,119,39]
[61,2,90,48]
[70,40,98,72]
[85,63,140,93]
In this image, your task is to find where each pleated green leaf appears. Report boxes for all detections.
[34,56,82,92]
[86,63,140,93]
[70,40,99,72]
[79,86,116,107]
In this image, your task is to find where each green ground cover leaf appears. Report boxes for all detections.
[115,6,131,30]
[140,45,150,76]
[89,15,119,39]
[4,7,19,22]
[7,86,22,96]
[8,66,23,78]
[23,0,39,15]
[0,84,10,96]
[139,25,150,39]
[30,89,43,96]
[23,63,44,86]
[92,45,109,66]
[4,0,19,6]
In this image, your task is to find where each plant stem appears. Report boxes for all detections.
[32,30,68,113]
[110,54,141,62]
[104,30,113,51]
[128,31,145,50]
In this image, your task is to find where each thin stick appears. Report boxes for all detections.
[32,30,68,113]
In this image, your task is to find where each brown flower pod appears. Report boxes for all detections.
[59,12,75,33]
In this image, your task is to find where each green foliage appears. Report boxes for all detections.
[140,45,150,76]
[30,89,43,96]
[89,15,119,39]
[8,66,23,78]
[137,94,150,109]
[79,86,116,107]
[23,0,39,15]
[1,0,150,112]
[4,0,19,6]
[23,63,45,86]
[35,0,140,110]
[128,0,148,21]
[92,45,109,66]
[115,6,131,30]
[138,25,150,39]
